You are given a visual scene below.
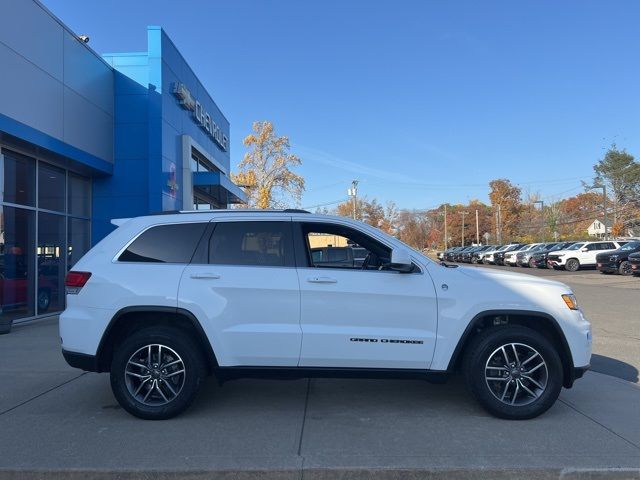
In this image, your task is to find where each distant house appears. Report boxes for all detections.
[587,219,612,238]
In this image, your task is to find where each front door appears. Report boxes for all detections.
[295,221,438,370]
[179,219,301,367]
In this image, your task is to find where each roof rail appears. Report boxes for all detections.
[149,208,311,215]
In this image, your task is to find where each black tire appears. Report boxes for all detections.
[37,288,51,312]
[565,258,580,272]
[463,326,563,420]
[528,258,536,268]
[619,261,632,276]
[110,326,206,420]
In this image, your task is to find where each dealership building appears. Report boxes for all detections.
[0,0,246,328]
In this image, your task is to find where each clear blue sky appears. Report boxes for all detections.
[43,0,640,211]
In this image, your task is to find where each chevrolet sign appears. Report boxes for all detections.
[172,82,229,151]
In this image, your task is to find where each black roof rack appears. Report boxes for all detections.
[150,208,311,215]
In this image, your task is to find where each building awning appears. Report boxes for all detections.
[192,171,247,205]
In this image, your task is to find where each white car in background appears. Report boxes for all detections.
[547,241,622,272]
[504,244,543,266]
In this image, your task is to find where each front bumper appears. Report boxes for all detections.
[596,262,618,273]
[62,349,99,372]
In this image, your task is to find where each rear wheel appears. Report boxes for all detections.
[619,261,632,276]
[565,258,580,272]
[528,258,536,268]
[463,326,563,419]
[110,327,205,420]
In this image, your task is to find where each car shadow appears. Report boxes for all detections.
[590,354,638,383]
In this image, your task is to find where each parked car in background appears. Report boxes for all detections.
[547,241,621,272]
[494,244,525,266]
[516,243,556,267]
[596,240,640,275]
[471,245,495,264]
[480,245,507,264]
[629,251,640,276]
[505,243,542,266]
[453,246,474,263]
[529,242,576,268]
[461,245,490,263]
[444,247,464,262]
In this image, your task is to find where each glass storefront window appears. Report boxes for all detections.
[68,218,90,269]
[38,163,66,212]
[0,206,36,322]
[68,174,91,217]
[0,147,91,323]
[1,150,36,206]
[37,212,65,315]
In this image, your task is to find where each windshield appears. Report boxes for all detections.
[567,243,585,251]
[619,241,640,251]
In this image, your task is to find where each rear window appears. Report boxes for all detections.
[118,223,207,263]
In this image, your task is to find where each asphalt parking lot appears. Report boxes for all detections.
[0,267,639,479]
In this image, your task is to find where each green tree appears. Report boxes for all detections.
[590,145,640,225]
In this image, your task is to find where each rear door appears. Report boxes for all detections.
[178,219,301,367]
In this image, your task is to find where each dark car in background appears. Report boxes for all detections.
[529,241,576,268]
[444,246,464,262]
[461,245,490,263]
[470,245,495,264]
[629,251,640,276]
[453,246,474,262]
[596,240,640,275]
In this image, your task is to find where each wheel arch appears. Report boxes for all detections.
[447,309,576,388]
[96,306,218,374]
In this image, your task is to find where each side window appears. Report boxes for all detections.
[586,243,598,251]
[301,222,391,270]
[209,221,294,267]
[119,223,207,263]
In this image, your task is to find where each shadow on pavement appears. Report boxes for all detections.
[590,353,638,383]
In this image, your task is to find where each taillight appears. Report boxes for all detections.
[65,271,92,294]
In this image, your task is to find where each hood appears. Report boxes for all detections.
[457,265,569,290]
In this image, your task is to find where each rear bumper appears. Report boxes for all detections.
[62,349,99,372]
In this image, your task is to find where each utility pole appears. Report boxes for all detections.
[587,183,607,239]
[496,205,502,244]
[461,211,469,247]
[347,180,359,220]
[475,209,479,245]
[444,204,448,250]
[534,200,544,241]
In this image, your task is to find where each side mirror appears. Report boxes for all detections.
[389,248,414,273]
[581,247,588,252]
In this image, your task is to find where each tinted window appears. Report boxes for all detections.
[119,223,207,263]
[209,221,294,267]
[620,241,640,251]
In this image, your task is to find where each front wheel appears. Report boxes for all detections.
[110,327,206,420]
[565,258,580,272]
[528,258,536,268]
[463,326,563,419]
[619,261,632,276]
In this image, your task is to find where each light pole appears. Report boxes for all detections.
[461,211,469,247]
[475,209,479,245]
[443,204,448,250]
[533,200,544,241]
[587,183,607,239]
[347,180,359,220]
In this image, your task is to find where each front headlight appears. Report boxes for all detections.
[562,294,579,310]
[556,254,565,257]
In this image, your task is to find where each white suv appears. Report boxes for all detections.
[547,241,621,271]
[60,210,592,420]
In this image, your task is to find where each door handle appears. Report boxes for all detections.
[307,276,337,284]
[190,273,221,279]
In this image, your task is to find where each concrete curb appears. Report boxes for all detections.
[1,469,640,480]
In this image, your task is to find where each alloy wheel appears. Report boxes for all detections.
[485,343,548,406]
[124,344,186,406]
